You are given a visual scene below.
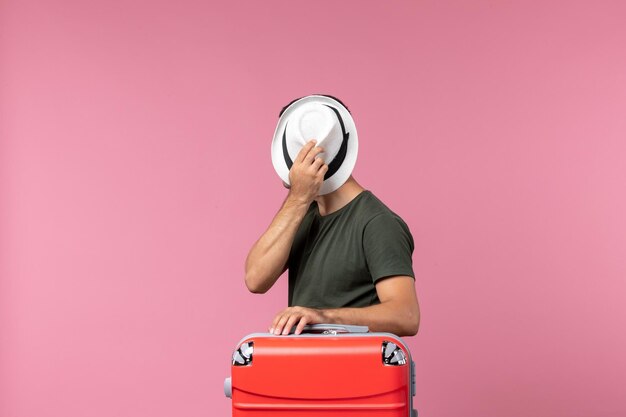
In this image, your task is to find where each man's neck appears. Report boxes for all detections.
[315,177,366,216]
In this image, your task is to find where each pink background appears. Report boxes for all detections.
[2,1,626,416]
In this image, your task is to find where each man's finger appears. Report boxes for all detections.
[311,156,325,170]
[282,314,301,335]
[316,164,329,178]
[303,146,325,165]
[295,140,317,163]
[274,314,290,335]
[271,312,285,334]
[294,317,309,335]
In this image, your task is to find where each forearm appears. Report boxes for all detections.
[321,301,419,337]
[244,193,310,293]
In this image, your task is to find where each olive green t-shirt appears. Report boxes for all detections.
[288,190,415,308]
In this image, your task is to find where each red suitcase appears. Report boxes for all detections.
[224,324,417,417]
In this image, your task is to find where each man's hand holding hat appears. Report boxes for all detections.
[286,139,329,205]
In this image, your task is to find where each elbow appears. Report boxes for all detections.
[244,271,268,294]
[401,306,420,337]
[405,317,420,336]
[381,300,421,337]
[406,298,421,336]
[399,320,419,337]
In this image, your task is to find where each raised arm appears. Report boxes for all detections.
[244,140,328,293]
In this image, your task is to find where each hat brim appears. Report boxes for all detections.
[271,95,358,196]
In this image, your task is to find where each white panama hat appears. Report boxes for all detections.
[271,94,359,195]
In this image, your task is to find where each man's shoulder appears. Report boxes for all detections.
[356,190,405,223]
[356,191,414,243]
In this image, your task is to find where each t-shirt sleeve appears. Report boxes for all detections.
[363,213,416,284]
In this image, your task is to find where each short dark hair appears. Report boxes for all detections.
[278,94,351,118]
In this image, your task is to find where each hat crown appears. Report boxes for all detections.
[284,102,342,163]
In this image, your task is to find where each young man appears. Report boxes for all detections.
[244,95,420,337]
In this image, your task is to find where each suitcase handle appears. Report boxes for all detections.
[291,324,370,334]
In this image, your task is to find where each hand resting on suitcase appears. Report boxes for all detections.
[269,275,420,337]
